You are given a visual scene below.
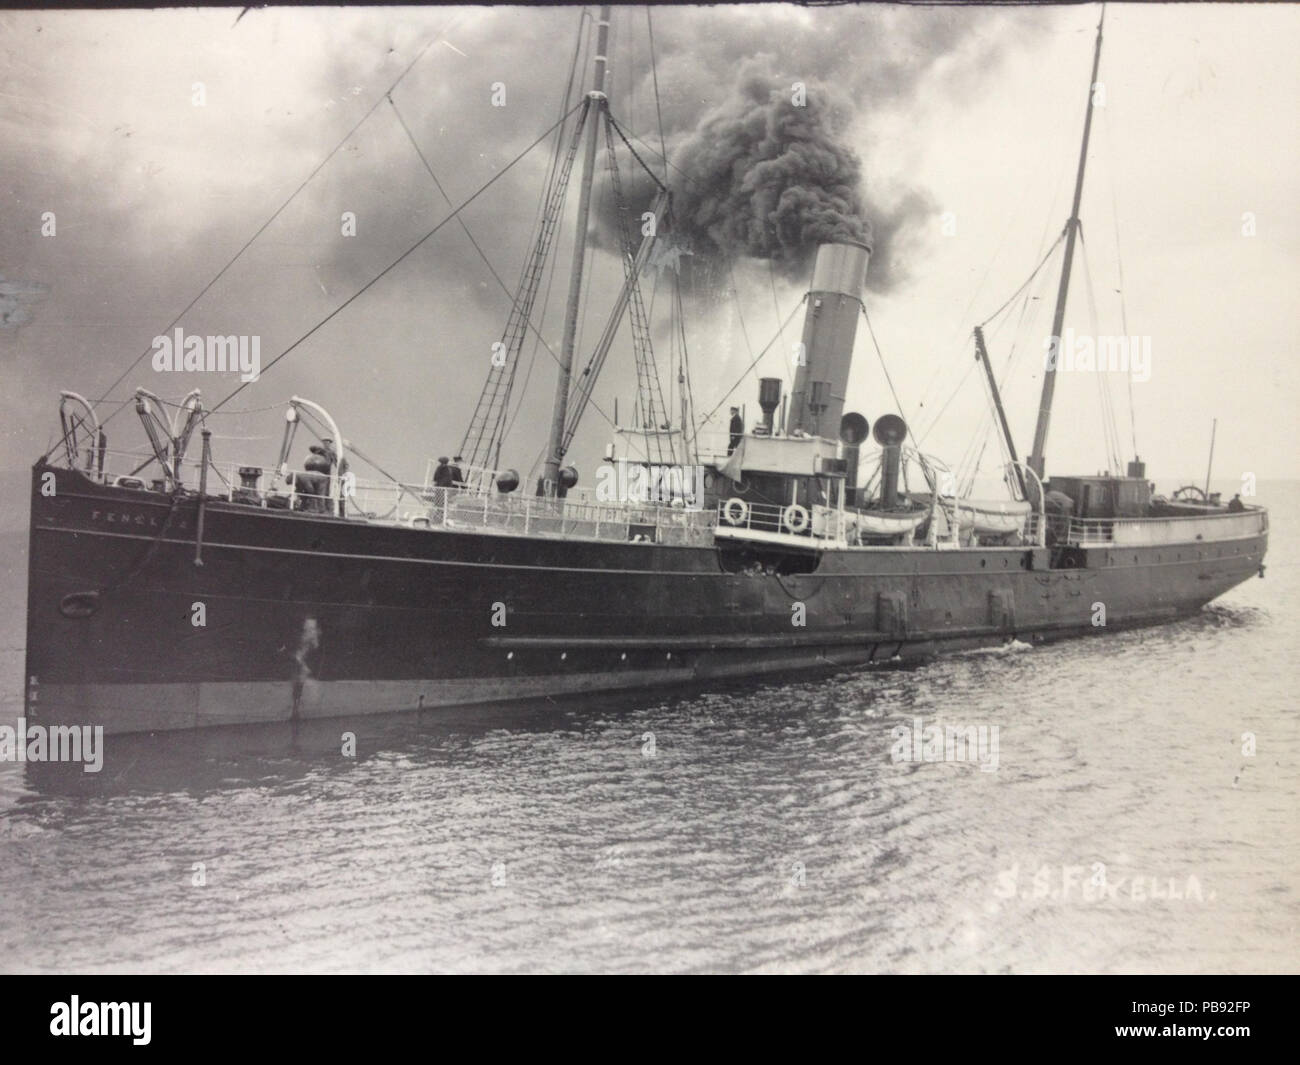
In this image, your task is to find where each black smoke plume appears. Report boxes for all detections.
[598,58,930,288]
[661,64,872,277]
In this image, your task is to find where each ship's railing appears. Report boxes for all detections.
[79,450,412,518]
[717,498,786,536]
[87,444,1268,552]
[411,489,717,545]
[1023,512,1045,545]
[694,428,741,467]
[423,457,502,495]
[1066,507,1268,546]
[69,446,196,490]
[71,448,720,543]
[693,427,834,468]
[421,458,706,513]
[420,458,691,504]
[715,498,844,540]
[190,460,425,519]
[603,425,727,468]
[221,464,462,521]
[811,504,847,540]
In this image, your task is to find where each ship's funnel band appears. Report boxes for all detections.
[809,241,871,300]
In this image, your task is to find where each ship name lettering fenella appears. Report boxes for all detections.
[89,509,184,528]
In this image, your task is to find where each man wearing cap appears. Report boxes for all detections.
[432,457,454,488]
[728,407,744,454]
[449,455,466,489]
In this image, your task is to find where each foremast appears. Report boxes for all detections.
[541,4,612,494]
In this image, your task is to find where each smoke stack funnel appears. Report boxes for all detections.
[757,377,782,434]
[789,241,871,437]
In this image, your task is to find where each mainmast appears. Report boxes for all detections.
[541,4,611,494]
[1027,5,1105,481]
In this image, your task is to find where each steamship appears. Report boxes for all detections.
[24,7,1268,734]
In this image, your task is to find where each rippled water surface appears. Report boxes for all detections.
[1,484,1296,973]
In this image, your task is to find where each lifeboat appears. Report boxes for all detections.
[911,495,1033,536]
[844,504,929,538]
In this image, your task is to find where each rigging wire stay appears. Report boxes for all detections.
[458,98,592,470]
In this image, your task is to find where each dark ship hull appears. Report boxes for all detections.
[24,463,1268,735]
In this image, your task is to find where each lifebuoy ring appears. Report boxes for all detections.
[403,512,432,528]
[723,497,749,526]
[783,503,810,533]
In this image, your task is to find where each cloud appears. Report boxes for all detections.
[0,4,1038,484]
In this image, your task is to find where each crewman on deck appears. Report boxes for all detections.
[432,457,454,488]
[320,438,349,480]
[449,455,466,488]
[728,407,744,454]
[1228,493,1245,512]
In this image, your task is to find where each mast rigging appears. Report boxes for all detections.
[1027,4,1106,480]
[540,4,613,494]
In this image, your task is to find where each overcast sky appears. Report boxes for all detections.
[2,3,1297,495]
